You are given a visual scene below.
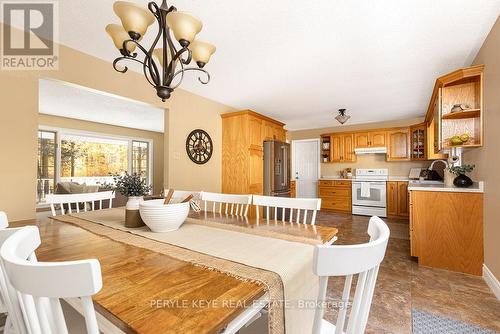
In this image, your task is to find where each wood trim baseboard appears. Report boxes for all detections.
[483,264,500,300]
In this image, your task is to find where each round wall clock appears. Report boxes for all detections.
[186,129,213,164]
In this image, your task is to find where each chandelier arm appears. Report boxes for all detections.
[143,4,163,86]
[171,67,210,88]
[112,57,156,87]
[172,47,192,65]
[122,39,160,85]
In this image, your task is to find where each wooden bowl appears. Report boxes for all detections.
[139,199,190,232]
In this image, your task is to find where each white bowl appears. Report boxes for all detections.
[139,199,190,232]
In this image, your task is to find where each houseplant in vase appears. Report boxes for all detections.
[112,172,152,228]
[449,164,475,188]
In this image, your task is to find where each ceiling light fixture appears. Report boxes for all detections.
[106,0,216,101]
[335,108,350,124]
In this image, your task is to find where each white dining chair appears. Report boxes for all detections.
[252,195,322,225]
[201,192,252,217]
[0,212,8,229]
[0,226,103,334]
[45,191,115,216]
[312,216,390,334]
[0,212,17,334]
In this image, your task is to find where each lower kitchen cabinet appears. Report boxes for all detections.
[290,180,296,198]
[409,190,483,276]
[318,180,352,213]
[387,181,409,217]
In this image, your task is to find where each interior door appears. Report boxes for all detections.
[292,140,320,198]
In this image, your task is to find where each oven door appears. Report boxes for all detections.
[352,181,387,207]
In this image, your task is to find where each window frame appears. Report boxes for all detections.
[37,125,154,206]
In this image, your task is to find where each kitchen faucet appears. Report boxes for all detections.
[428,159,449,171]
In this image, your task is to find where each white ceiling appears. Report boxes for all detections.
[30,1,500,129]
[39,79,165,132]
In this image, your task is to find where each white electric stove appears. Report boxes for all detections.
[352,169,388,217]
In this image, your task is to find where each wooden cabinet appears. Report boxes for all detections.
[386,181,409,217]
[355,131,386,148]
[222,110,286,216]
[410,124,427,160]
[409,190,483,275]
[318,180,352,213]
[330,134,356,163]
[290,180,296,198]
[387,128,410,161]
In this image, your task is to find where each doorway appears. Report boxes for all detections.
[291,139,320,198]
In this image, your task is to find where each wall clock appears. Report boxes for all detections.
[186,129,213,165]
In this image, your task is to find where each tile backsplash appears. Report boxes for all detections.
[321,154,431,177]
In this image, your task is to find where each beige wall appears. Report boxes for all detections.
[289,117,431,176]
[463,17,500,279]
[38,114,164,193]
[0,24,235,221]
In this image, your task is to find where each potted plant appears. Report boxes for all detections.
[449,164,475,188]
[112,172,152,227]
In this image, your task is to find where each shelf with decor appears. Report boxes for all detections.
[321,135,331,163]
[425,65,484,151]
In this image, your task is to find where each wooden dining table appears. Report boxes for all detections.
[12,211,338,334]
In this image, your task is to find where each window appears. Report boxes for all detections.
[60,134,128,185]
[37,130,56,203]
[37,128,153,205]
[132,141,150,183]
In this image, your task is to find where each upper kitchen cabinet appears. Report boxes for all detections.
[354,131,386,148]
[321,133,356,163]
[387,128,410,161]
[410,123,427,160]
[426,65,484,152]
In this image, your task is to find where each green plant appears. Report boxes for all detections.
[449,164,475,176]
[112,172,152,197]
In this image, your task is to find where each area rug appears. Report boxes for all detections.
[412,309,499,334]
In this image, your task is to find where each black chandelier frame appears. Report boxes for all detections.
[112,0,210,101]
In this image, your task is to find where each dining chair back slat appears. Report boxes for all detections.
[312,216,390,334]
[0,226,103,334]
[252,195,321,225]
[201,192,252,217]
[45,191,115,216]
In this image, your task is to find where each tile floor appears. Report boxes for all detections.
[316,211,500,333]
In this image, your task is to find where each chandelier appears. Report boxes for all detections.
[106,0,216,101]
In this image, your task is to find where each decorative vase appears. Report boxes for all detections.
[453,174,473,188]
[125,196,145,228]
[444,169,455,187]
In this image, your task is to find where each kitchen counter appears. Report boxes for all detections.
[388,176,410,181]
[408,181,484,193]
[320,176,410,182]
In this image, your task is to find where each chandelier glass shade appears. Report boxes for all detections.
[106,0,216,101]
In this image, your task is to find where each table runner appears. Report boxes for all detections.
[53,208,320,334]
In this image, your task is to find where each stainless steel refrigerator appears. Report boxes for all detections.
[263,140,291,197]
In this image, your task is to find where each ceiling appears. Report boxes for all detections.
[27,1,500,130]
[39,79,165,132]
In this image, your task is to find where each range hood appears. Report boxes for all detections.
[354,147,388,155]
